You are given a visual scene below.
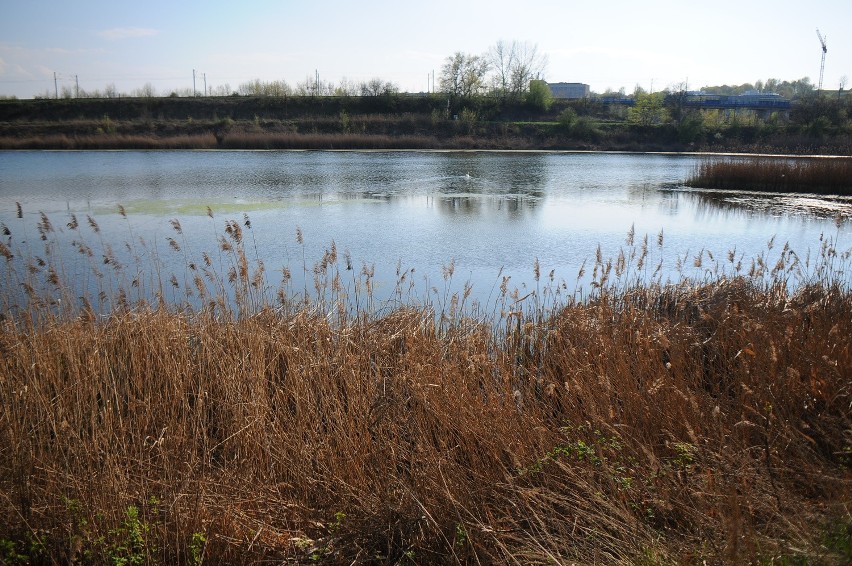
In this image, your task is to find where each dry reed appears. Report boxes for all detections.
[0,208,850,564]
[687,157,852,195]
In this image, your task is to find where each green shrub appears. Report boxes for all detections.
[526,80,553,111]
[558,107,577,129]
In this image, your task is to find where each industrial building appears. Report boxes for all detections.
[546,82,590,99]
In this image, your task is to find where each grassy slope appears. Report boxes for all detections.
[2,96,852,154]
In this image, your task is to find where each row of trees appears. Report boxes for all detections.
[613,75,852,128]
[30,75,401,100]
[21,79,812,107]
[702,76,849,98]
[233,40,549,103]
[22,39,546,102]
[33,82,163,100]
[615,84,852,144]
[176,40,547,101]
[438,40,547,101]
[236,76,400,98]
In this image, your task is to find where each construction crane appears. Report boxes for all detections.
[816,28,827,92]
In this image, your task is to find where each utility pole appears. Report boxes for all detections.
[54,72,58,99]
[315,69,319,96]
[203,73,207,96]
[75,75,79,98]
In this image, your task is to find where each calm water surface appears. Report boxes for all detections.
[1,150,850,308]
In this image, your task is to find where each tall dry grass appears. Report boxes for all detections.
[219,132,445,151]
[0,133,221,150]
[0,132,488,151]
[687,157,852,195]
[0,206,850,564]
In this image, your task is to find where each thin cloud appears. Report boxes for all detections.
[45,47,105,55]
[98,27,159,41]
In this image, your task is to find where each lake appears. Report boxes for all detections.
[1,150,850,312]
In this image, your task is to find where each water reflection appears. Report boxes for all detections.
[435,193,540,219]
[1,150,849,312]
[428,152,547,219]
[667,188,852,223]
[499,196,537,219]
[655,189,683,216]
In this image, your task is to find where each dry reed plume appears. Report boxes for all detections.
[0,207,850,564]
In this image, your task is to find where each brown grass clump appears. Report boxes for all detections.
[687,156,852,195]
[0,133,221,150]
[0,209,850,564]
[218,132,444,151]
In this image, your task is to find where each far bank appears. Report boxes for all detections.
[1,94,851,154]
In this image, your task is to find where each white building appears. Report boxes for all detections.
[547,82,590,99]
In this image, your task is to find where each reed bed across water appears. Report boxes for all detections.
[0,207,850,564]
[687,156,852,195]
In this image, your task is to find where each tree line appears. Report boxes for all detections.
[14,38,848,109]
[19,40,547,102]
[700,77,844,98]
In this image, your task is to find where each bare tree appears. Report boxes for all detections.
[440,52,489,99]
[489,40,516,96]
[665,80,690,124]
[360,78,399,96]
[239,79,291,97]
[208,83,232,97]
[334,78,359,97]
[168,87,195,97]
[239,79,260,96]
[508,41,547,96]
[267,80,291,97]
[134,82,156,98]
[488,40,547,99]
[295,76,334,96]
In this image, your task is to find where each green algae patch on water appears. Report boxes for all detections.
[96,199,333,217]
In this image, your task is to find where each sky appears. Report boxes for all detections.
[1,0,850,99]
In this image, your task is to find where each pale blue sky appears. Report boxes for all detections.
[1,0,850,98]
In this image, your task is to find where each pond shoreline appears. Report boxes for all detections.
[3,146,852,159]
[2,131,850,155]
